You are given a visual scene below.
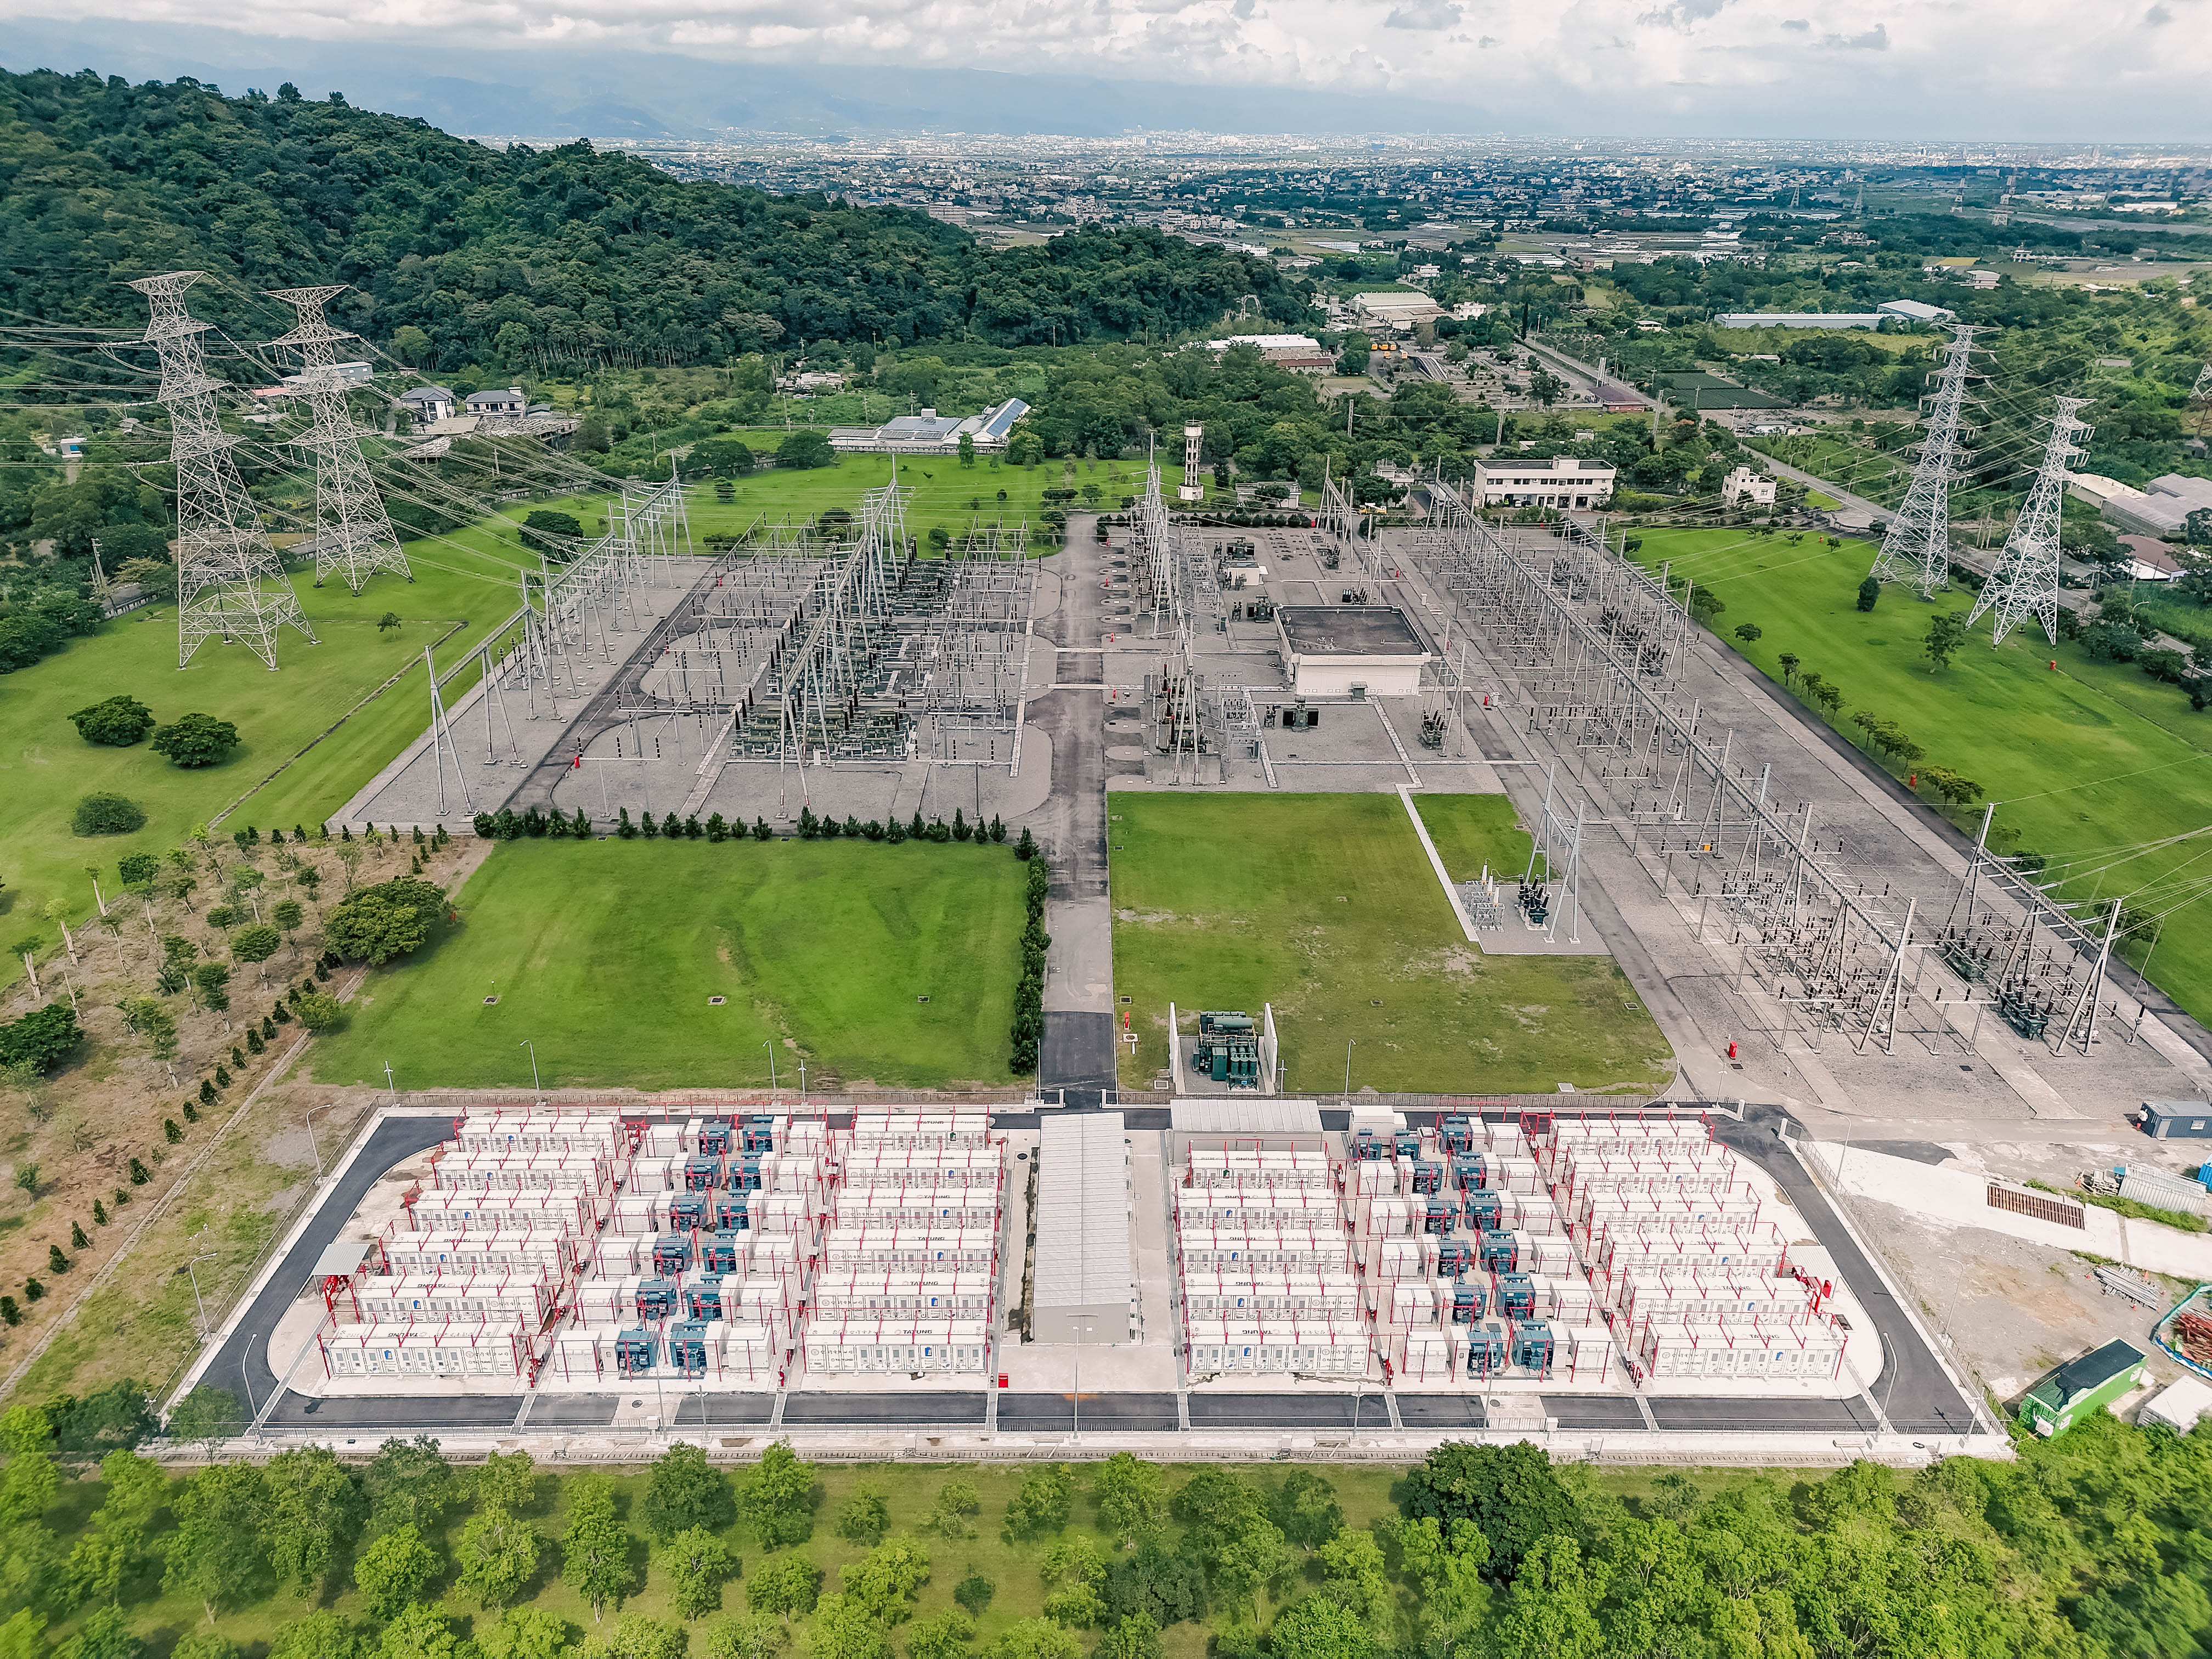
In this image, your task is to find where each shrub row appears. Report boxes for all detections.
[1011,834,1046,1076]
[470,805,1014,845]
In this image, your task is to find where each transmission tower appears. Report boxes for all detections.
[1967,397,2090,646]
[266,285,413,594]
[132,271,317,670]
[1866,325,1981,597]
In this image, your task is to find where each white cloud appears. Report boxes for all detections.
[10,0,2209,134]
[1384,0,1462,27]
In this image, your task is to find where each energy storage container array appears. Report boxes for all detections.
[322,1108,636,1384]
[1175,1139,1375,1379]
[1633,1316,1847,1381]
[801,1112,1005,1378]
[554,1111,830,1385]
[1528,1113,1849,1384]
[1344,1115,1617,1385]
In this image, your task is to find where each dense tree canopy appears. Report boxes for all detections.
[0,69,1310,374]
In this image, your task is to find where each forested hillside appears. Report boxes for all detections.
[0,68,1311,369]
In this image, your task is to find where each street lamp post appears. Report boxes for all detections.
[521,1040,544,1105]
[304,1102,342,1180]
[178,1250,218,1338]
[1344,1039,1357,1104]
[797,1059,807,1108]
[763,1040,778,1096]
[383,1062,398,1105]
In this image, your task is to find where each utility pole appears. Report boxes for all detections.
[1867,325,1982,597]
[1968,397,2090,645]
[267,285,413,594]
[132,271,318,669]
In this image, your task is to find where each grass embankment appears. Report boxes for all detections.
[0,489,629,984]
[1627,526,2212,1027]
[1107,793,1674,1096]
[309,839,1026,1092]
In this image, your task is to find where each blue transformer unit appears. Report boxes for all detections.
[652,1233,693,1274]
[1463,1190,1502,1232]
[685,1274,727,1321]
[1465,1321,1506,1377]
[732,1158,765,1192]
[713,1195,751,1232]
[1452,1154,1489,1192]
[1511,1319,1554,1373]
[635,1277,681,1321]
[668,1320,714,1376]
[1451,1280,1487,1323]
[1395,1131,1421,1160]
[1479,1228,1519,1272]
[1412,1161,1444,1195]
[1436,1239,1473,1278]
[683,1155,723,1192]
[614,1327,658,1375]
[702,1230,746,1272]
[1496,1272,1536,1319]
[668,1194,709,1233]
[741,1114,777,1153]
[696,1118,734,1156]
[1423,1197,1458,1235]
[1353,1130,1386,1162]
[1441,1114,1475,1155]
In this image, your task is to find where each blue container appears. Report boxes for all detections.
[614,1327,658,1374]
[702,1230,746,1272]
[636,1277,680,1320]
[652,1233,693,1274]
[696,1118,733,1156]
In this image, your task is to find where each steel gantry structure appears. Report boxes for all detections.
[265,285,414,595]
[1867,325,1983,597]
[1417,484,1942,1053]
[133,270,319,669]
[1968,398,2091,647]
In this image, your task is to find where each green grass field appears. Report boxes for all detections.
[702,444,1168,549]
[1107,793,1674,1096]
[1412,794,1533,885]
[309,839,1026,1091]
[1631,526,2212,1026]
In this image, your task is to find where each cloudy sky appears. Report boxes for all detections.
[7,0,2211,137]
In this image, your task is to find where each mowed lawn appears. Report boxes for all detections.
[309,839,1026,1091]
[1633,527,2212,1026]
[1414,793,1534,884]
[1108,793,1675,1096]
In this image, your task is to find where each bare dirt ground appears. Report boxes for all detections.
[1841,1137,2199,1416]
[0,827,478,1405]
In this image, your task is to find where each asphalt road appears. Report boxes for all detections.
[1719,1111,1980,1435]
[202,1112,453,1433]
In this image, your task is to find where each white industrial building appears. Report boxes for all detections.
[827,398,1029,455]
[1274,606,1431,697]
[1032,1111,1136,1344]
[1469,457,1617,510]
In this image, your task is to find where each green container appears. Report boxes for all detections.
[2019,1339,2148,1437]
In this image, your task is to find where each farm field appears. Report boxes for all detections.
[308,838,1027,1091]
[1629,526,2212,1026]
[1107,793,1675,1096]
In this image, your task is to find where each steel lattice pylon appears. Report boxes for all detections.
[1867,325,1982,597]
[132,270,317,669]
[266,285,413,595]
[1967,397,2091,646]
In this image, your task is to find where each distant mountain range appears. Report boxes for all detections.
[0,17,1498,139]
